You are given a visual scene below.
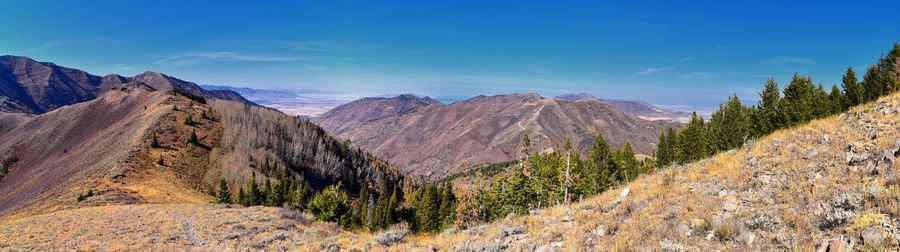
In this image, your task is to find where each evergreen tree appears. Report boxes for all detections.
[266,179,286,207]
[676,112,709,164]
[842,67,863,106]
[708,94,750,152]
[812,84,830,118]
[386,185,400,225]
[262,178,273,206]
[829,84,846,114]
[372,195,385,230]
[184,115,194,125]
[613,141,639,182]
[246,173,262,206]
[359,184,371,229]
[780,73,816,126]
[587,134,614,192]
[415,184,440,232]
[654,129,672,167]
[237,187,246,206]
[862,64,884,102]
[217,178,231,204]
[308,183,350,225]
[438,182,457,229]
[288,179,311,210]
[881,43,900,94]
[754,78,781,136]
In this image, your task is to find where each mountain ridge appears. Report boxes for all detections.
[0,55,250,114]
[315,93,677,179]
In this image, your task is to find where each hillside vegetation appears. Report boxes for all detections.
[1,83,898,251]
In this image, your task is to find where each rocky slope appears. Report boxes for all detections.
[557,92,692,122]
[0,55,248,114]
[316,93,676,180]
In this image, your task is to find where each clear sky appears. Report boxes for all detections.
[2,1,899,111]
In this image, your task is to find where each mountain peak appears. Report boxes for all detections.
[555,93,598,101]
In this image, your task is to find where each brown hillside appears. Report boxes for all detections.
[317,93,676,180]
[0,84,401,220]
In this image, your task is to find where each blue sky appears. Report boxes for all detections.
[2,1,899,111]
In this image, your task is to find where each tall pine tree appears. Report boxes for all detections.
[842,67,863,107]
[780,74,816,126]
[754,78,781,136]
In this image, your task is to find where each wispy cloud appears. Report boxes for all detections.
[21,39,80,53]
[680,72,715,80]
[635,67,676,75]
[769,56,814,64]
[155,52,302,66]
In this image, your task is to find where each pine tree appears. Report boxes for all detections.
[308,183,350,225]
[217,178,231,204]
[438,182,457,229]
[708,94,750,152]
[813,84,830,118]
[288,179,311,210]
[237,187,247,206]
[262,178,273,206]
[587,133,614,192]
[829,84,846,114]
[862,64,884,102]
[562,138,572,203]
[385,185,400,226]
[266,179,286,207]
[780,73,816,126]
[676,112,709,164]
[184,115,194,125]
[356,184,370,229]
[415,184,440,232]
[614,141,639,182]
[842,67,863,107]
[246,173,262,206]
[882,43,900,94]
[754,78,781,136]
[654,129,672,167]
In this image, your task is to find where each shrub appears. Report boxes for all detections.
[713,223,738,242]
[308,184,350,224]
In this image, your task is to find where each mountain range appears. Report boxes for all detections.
[556,92,693,122]
[315,93,678,179]
[0,55,249,114]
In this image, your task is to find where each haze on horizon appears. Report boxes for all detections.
[2,1,899,111]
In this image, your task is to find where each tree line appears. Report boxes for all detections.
[216,159,457,233]
[454,134,648,225]
[655,43,899,166]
